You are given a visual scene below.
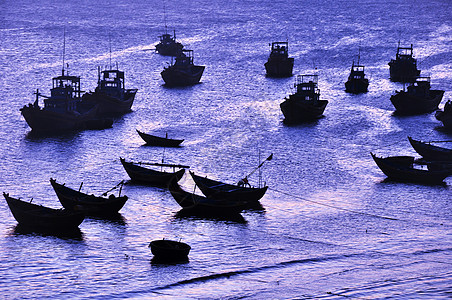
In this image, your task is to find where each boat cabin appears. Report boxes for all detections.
[97,68,125,96]
[396,44,415,61]
[406,76,431,96]
[46,71,82,110]
[294,75,320,101]
[269,42,289,58]
[350,64,365,79]
[174,50,194,67]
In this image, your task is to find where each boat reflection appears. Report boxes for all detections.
[11,224,84,241]
[173,210,247,224]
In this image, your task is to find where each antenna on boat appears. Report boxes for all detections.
[62,27,66,76]
[109,32,112,69]
[163,0,168,34]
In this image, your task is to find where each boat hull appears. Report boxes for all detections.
[190,172,267,202]
[136,130,184,147]
[82,89,137,115]
[50,179,128,215]
[161,65,205,86]
[265,58,294,77]
[408,137,452,161]
[280,99,328,124]
[345,78,369,94]
[3,193,85,230]
[120,158,185,186]
[371,153,449,184]
[390,90,444,115]
[149,239,191,260]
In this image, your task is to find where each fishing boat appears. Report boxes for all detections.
[370,153,450,184]
[390,76,444,115]
[388,42,421,82]
[148,239,191,260]
[161,50,205,86]
[136,129,184,147]
[280,74,328,124]
[168,178,249,215]
[82,67,138,115]
[408,137,452,161]
[345,55,369,93]
[189,153,272,202]
[120,157,187,186]
[49,178,128,216]
[155,30,184,56]
[435,100,452,131]
[20,70,112,132]
[3,193,85,230]
[264,42,294,77]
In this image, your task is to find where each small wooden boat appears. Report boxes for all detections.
[82,67,138,115]
[190,172,268,202]
[168,178,249,215]
[370,153,450,184]
[345,56,369,94]
[435,100,452,131]
[49,178,128,216]
[408,137,452,161]
[155,30,184,56]
[3,193,85,230]
[120,157,187,186]
[388,42,421,82]
[136,129,183,147]
[161,50,205,86]
[264,41,294,78]
[390,76,444,115]
[148,239,191,260]
[280,74,328,124]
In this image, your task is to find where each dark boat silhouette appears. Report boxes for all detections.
[50,178,128,216]
[148,239,191,261]
[20,70,112,132]
[168,178,250,215]
[408,137,452,162]
[136,129,184,147]
[345,55,369,94]
[161,50,205,86]
[3,192,85,231]
[120,157,187,187]
[371,153,450,184]
[280,74,328,124]
[435,100,452,131]
[390,76,444,115]
[82,67,138,116]
[264,41,294,77]
[155,30,184,56]
[388,42,421,82]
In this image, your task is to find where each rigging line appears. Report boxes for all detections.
[269,188,399,221]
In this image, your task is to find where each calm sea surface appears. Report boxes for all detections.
[0,0,451,299]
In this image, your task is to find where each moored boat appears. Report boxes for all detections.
[3,193,85,230]
[264,41,294,78]
[280,74,328,124]
[120,157,187,186]
[168,178,249,215]
[390,76,444,115]
[435,100,452,131]
[345,59,369,94]
[50,178,128,216]
[148,239,191,261]
[20,70,112,132]
[161,50,205,86]
[370,153,450,184]
[388,42,421,82]
[155,30,184,56]
[82,67,138,116]
[408,137,452,161]
[136,129,184,147]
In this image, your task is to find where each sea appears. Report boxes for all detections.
[0,0,451,299]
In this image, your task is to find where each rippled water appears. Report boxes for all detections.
[0,0,451,299]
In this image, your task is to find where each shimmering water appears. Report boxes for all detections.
[0,0,451,299]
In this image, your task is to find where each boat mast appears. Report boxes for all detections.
[62,27,66,76]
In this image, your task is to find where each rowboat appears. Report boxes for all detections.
[148,239,191,261]
[371,153,450,184]
[50,178,128,216]
[408,137,452,161]
[120,157,187,186]
[136,129,183,147]
[3,193,84,230]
